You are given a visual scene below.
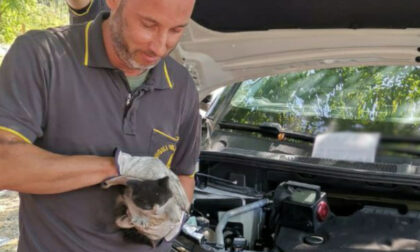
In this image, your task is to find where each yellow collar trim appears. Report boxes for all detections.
[0,126,31,144]
[69,0,95,17]
[84,20,93,66]
[163,61,174,89]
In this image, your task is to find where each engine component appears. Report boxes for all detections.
[303,235,325,245]
[182,216,206,243]
[275,206,420,251]
[270,181,329,233]
[215,199,271,249]
[196,216,210,228]
[233,237,248,251]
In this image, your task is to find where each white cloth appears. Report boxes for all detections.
[103,150,190,241]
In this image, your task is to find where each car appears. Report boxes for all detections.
[171,0,420,251]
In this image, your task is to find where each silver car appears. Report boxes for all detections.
[173,0,420,251]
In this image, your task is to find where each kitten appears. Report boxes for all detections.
[114,176,173,247]
[127,177,173,210]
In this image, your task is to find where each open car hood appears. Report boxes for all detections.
[172,0,420,99]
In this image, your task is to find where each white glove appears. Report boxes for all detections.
[102,149,190,242]
[104,149,190,211]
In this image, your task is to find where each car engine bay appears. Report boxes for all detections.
[173,156,420,252]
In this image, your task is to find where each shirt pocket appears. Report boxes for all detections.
[148,128,179,168]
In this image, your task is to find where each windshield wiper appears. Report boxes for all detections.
[380,136,420,144]
[220,121,420,145]
[378,146,420,157]
[219,122,420,157]
[219,121,314,142]
[259,122,314,142]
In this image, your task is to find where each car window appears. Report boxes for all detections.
[221,65,420,137]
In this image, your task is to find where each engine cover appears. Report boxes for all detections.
[276,206,420,251]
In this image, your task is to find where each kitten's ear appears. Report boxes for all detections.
[158,176,170,187]
[115,215,135,229]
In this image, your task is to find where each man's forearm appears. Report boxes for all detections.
[0,131,117,194]
[178,175,195,203]
[66,0,91,10]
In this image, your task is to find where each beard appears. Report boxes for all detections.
[109,3,159,71]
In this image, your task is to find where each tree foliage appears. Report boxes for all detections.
[0,0,68,44]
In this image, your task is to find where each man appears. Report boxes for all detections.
[67,0,109,24]
[0,0,199,251]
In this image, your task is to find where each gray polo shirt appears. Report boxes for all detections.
[0,12,200,252]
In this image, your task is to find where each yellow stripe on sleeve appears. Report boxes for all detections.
[0,126,31,143]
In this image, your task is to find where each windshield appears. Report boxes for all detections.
[221,65,420,138]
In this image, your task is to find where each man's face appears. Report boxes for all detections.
[108,0,195,71]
